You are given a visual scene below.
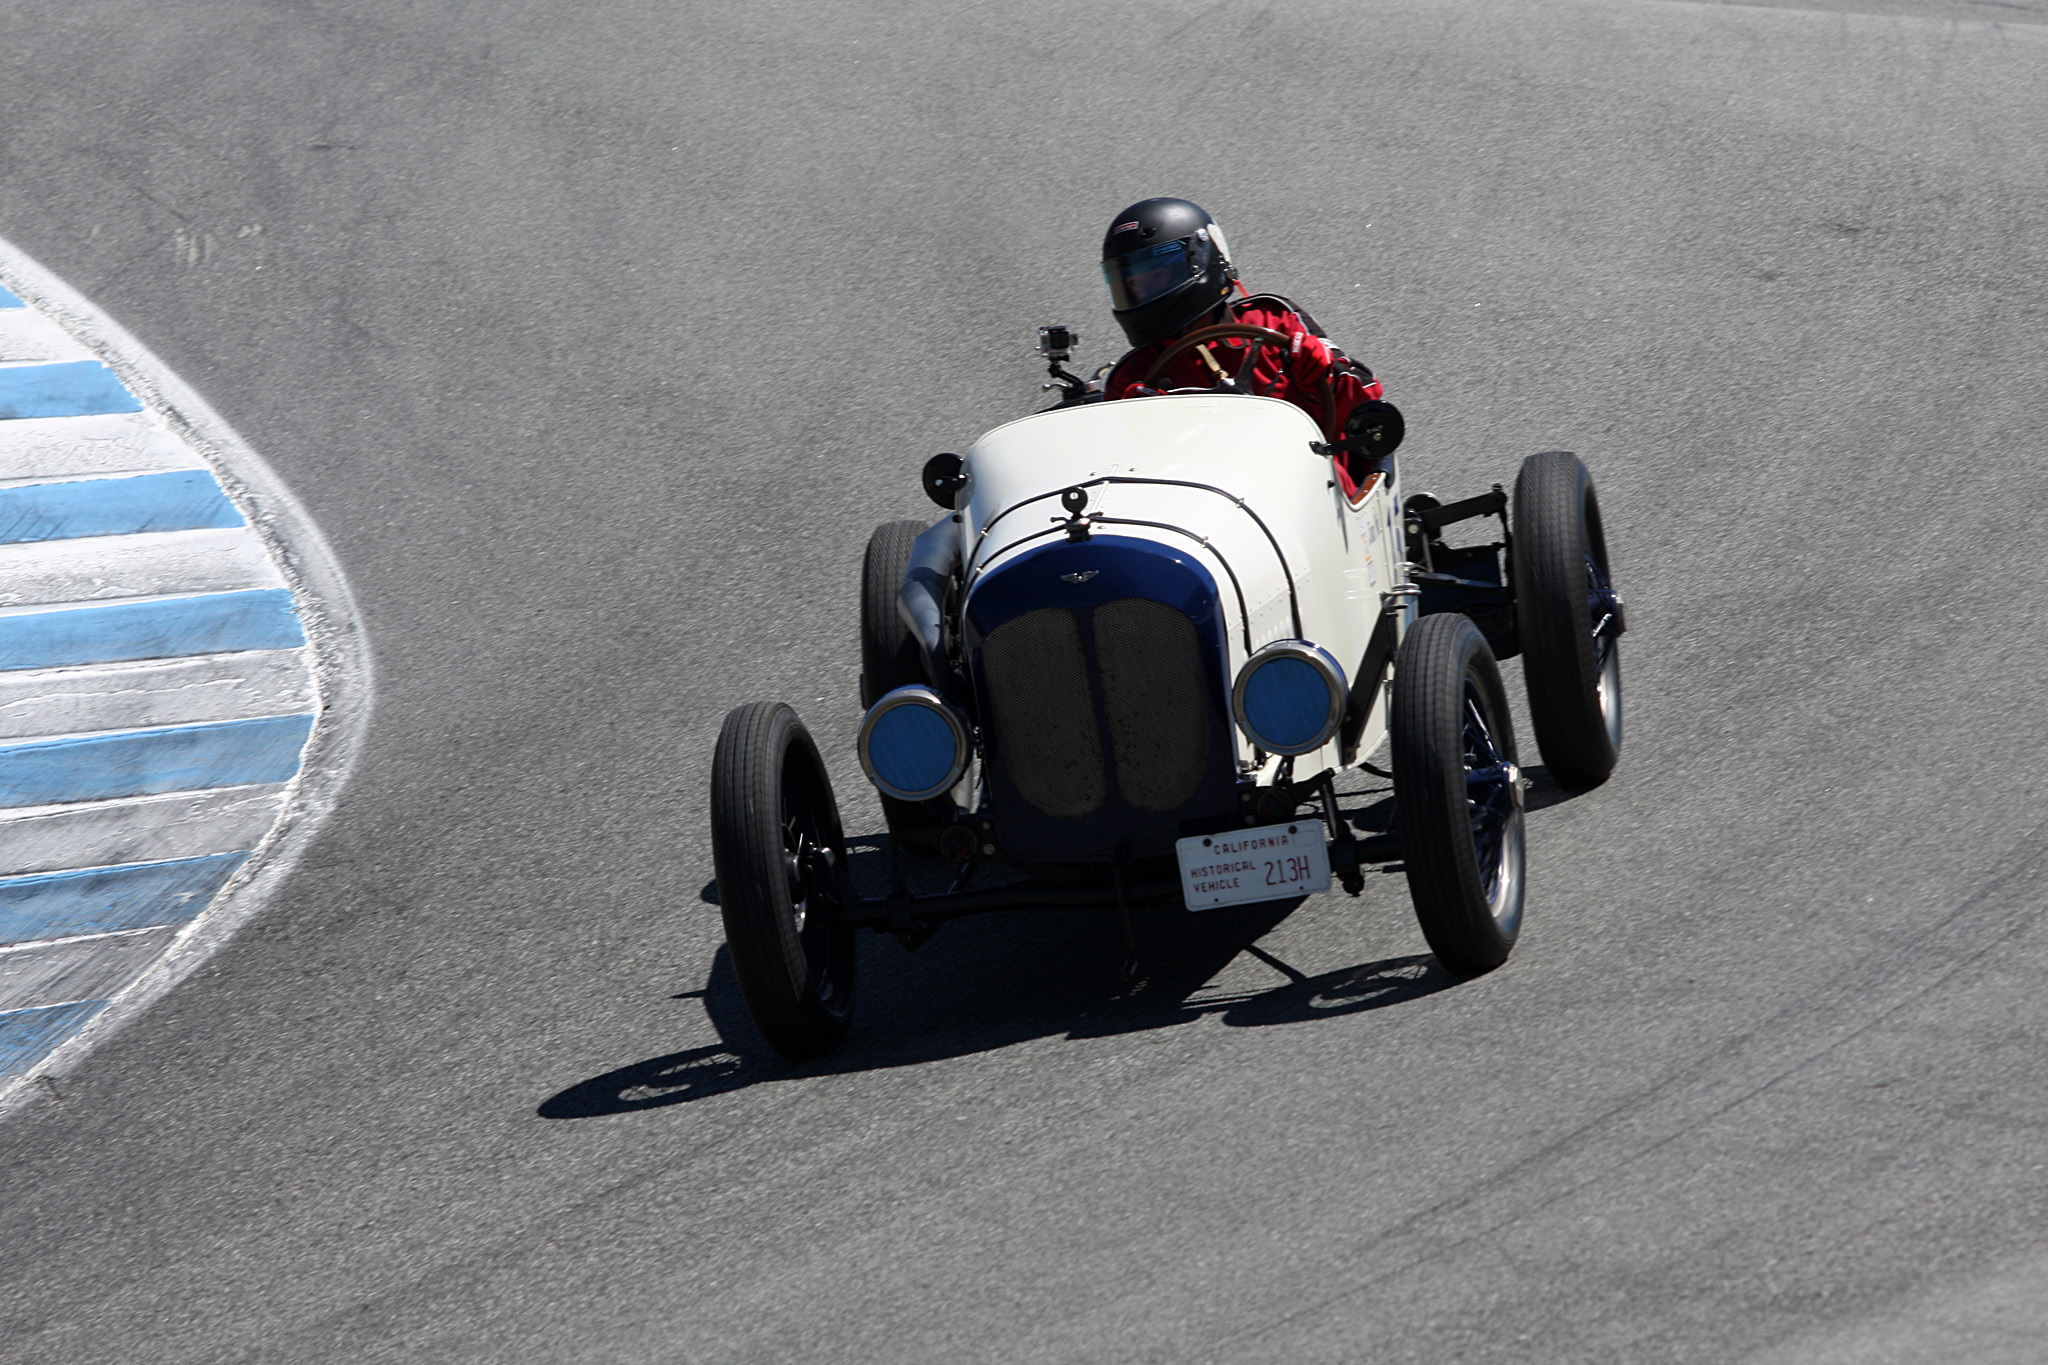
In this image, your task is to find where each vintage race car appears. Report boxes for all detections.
[710,324,1626,1058]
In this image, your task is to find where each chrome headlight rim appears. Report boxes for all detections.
[1231,640,1348,756]
[857,684,972,802]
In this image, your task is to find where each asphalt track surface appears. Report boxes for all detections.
[3,1,2046,1360]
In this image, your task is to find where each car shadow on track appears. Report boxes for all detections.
[538,826,1463,1119]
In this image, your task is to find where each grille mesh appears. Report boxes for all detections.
[981,607,1105,818]
[1093,598,1210,811]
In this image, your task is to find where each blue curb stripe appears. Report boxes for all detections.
[0,713,314,806]
[0,285,23,308]
[0,360,143,421]
[0,853,250,942]
[0,999,109,1079]
[0,588,305,672]
[0,469,245,544]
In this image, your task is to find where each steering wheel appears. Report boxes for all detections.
[1140,323,1335,431]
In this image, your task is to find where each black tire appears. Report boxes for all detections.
[859,520,958,846]
[1511,450,1622,789]
[1391,613,1527,974]
[860,520,926,708]
[710,701,856,1058]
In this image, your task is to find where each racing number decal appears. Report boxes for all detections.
[1265,853,1317,888]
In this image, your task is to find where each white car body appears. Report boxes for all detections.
[958,393,1414,780]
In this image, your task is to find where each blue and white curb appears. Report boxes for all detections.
[0,246,368,1111]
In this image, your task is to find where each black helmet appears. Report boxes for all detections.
[1100,197,1237,348]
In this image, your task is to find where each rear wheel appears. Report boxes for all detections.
[1512,450,1623,788]
[710,702,856,1058]
[1392,614,1526,974]
[860,521,927,708]
[859,520,959,847]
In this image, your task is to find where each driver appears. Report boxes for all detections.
[1098,197,1402,498]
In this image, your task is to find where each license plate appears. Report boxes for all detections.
[1176,821,1332,910]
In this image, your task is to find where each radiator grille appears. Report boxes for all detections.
[1093,598,1210,812]
[981,606,1105,818]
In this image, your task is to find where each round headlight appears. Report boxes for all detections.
[1231,641,1347,756]
[858,685,972,802]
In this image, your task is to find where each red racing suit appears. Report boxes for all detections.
[1103,295,1387,499]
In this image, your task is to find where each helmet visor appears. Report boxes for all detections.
[1102,240,1194,312]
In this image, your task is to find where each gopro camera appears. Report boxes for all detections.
[1036,325,1078,361]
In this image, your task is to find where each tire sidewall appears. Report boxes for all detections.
[860,520,962,841]
[1512,450,1619,788]
[710,701,856,1056]
[860,520,927,708]
[1391,614,1526,972]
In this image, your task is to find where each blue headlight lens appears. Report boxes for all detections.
[866,701,960,798]
[1242,655,1336,751]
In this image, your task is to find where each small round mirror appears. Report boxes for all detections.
[922,452,966,508]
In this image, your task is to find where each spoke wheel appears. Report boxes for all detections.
[1392,613,1526,974]
[710,701,856,1058]
[1589,550,1623,754]
[1512,449,1624,788]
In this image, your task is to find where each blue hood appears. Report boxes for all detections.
[964,535,1241,864]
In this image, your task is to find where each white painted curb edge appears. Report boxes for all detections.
[0,238,373,1118]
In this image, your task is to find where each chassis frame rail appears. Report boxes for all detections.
[831,832,1404,932]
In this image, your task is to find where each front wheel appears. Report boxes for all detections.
[1512,450,1623,788]
[1392,614,1526,974]
[710,701,857,1058]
